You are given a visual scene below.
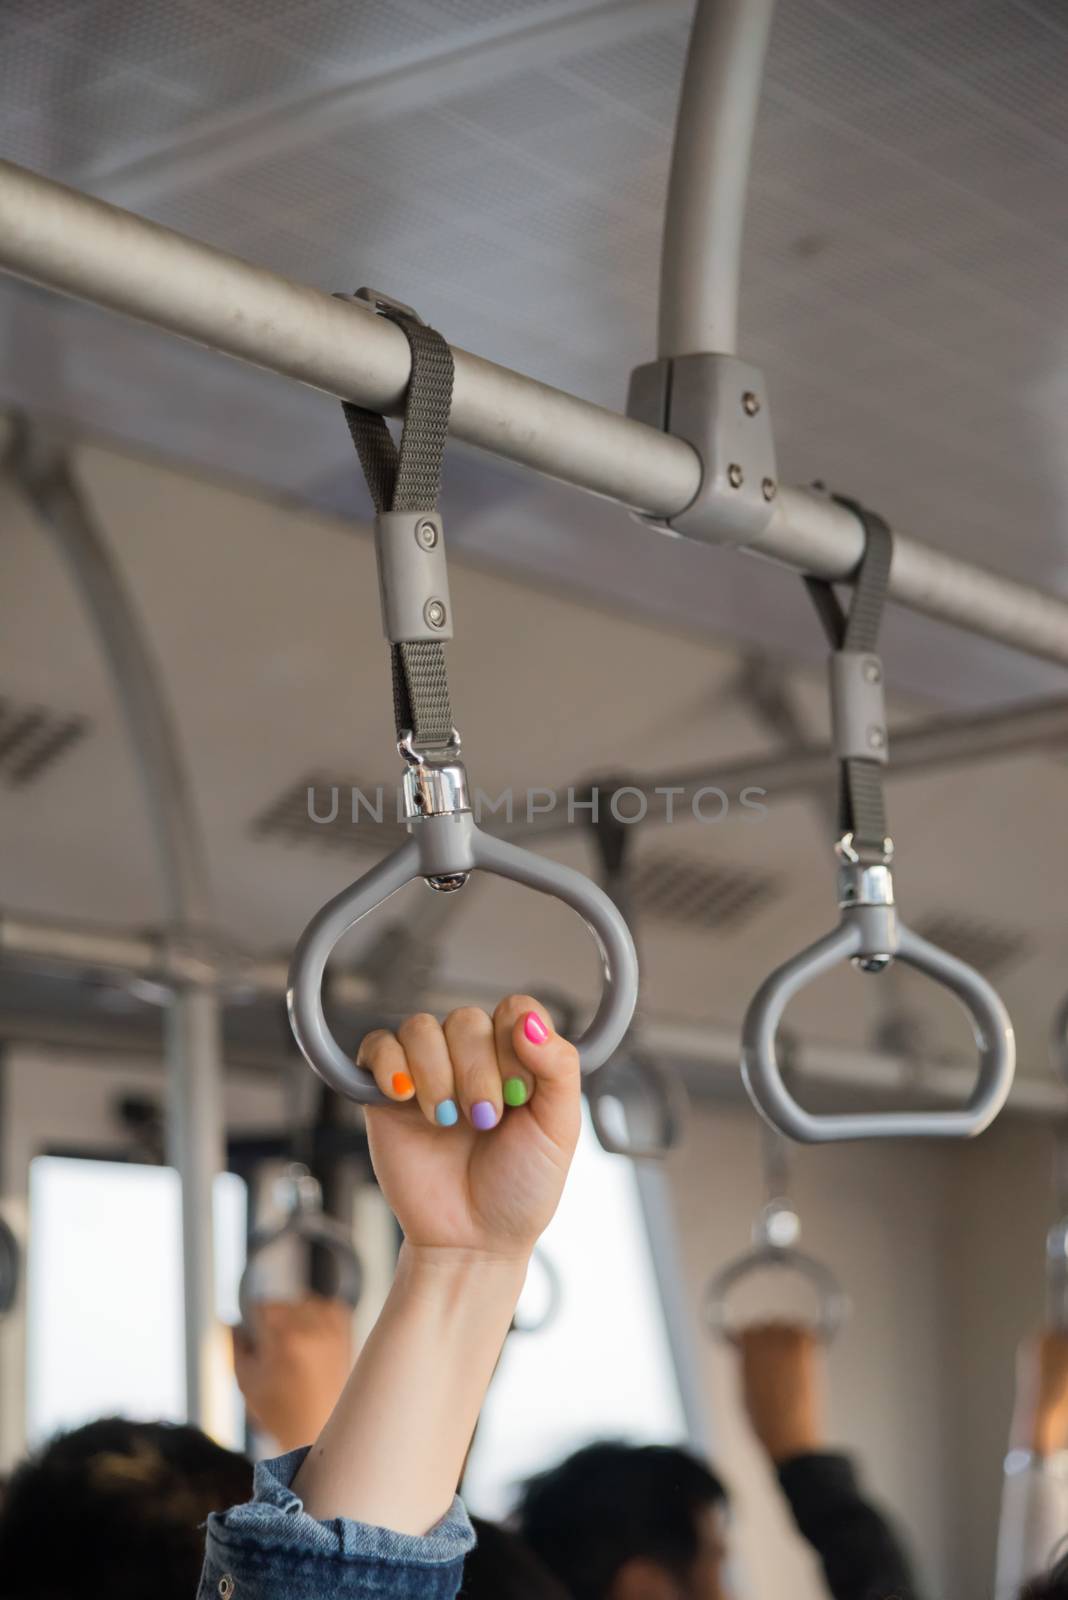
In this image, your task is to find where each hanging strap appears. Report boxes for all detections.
[804,498,893,861]
[341,302,456,752]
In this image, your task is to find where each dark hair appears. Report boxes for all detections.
[0,1417,252,1600]
[463,1516,570,1598]
[1023,1549,1068,1600]
[517,1441,728,1600]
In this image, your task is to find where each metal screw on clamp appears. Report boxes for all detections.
[424,598,447,629]
[728,462,744,489]
[415,518,438,550]
[742,390,761,416]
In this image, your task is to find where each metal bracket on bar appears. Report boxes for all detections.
[626,353,777,547]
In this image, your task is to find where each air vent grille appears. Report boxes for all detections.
[630,851,780,933]
[252,772,405,857]
[0,695,89,787]
[912,912,1029,979]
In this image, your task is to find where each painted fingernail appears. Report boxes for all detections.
[503,1077,529,1108]
[435,1098,459,1127]
[523,1011,550,1044]
[392,1072,414,1097]
[471,1100,499,1131]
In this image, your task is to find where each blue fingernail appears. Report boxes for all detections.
[435,1099,459,1127]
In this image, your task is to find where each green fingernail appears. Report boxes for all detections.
[503,1077,529,1108]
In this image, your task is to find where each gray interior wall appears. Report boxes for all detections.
[662,1098,1063,1600]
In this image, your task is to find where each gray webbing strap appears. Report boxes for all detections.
[804,499,893,859]
[342,309,455,751]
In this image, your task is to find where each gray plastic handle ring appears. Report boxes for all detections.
[238,1211,363,1324]
[586,1046,688,1161]
[1048,1220,1068,1333]
[287,813,640,1105]
[1050,992,1068,1091]
[704,1245,849,1345]
[740,917,1016,1142]
[512,1246,563,1336]
[0,1215,18,1318]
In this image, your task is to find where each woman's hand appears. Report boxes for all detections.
[359,993,581,1265]
[293,994,581,1533]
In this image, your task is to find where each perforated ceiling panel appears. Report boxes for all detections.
[0,0,1066,707]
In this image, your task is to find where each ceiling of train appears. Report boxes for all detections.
[0,0,1066,703]
[0,2,1067,1096]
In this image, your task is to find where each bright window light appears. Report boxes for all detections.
[26,1156,246,1448]
[462,1108,687,1520]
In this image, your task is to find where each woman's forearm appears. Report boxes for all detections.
[293,1244,527,1535]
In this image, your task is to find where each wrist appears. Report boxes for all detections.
[398,1243,530,1307]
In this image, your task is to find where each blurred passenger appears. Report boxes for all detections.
[0,1416,251,1600]
[517,1324,917,1600]
[996,1331,1068,1600]
[464,1516,571,1598]
[740,1324,918,1600]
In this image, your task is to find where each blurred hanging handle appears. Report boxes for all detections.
[238,1164,362,1324]
[704,1199,849,1345]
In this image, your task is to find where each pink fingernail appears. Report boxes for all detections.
[524,1011,550,1044]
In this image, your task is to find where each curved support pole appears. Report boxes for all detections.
[288,814,639,1105]
[741,915,1016,1143]
[238,1166,362,1324]
[6,423,224,1431]
[658,0,777,357]
[586,1046,688,1162]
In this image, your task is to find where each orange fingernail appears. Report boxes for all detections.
[392,1071,414,1097]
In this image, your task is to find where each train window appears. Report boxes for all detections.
[26,1156,246,1448]
[462,1107,688,1519]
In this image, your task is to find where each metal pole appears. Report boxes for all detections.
[5,429,226,1434]
[511,692,1068,840]
[658,0,776,357]
[2,161,1068,667]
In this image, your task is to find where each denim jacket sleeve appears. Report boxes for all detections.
[198,1448,476,1600]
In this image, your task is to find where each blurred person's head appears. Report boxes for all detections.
[1023,1549,1068,1599]
[464,1516,570,1597]
[0,1416,251,1600]
[518,1441,730,1600]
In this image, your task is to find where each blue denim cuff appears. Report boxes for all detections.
[200,1449,475,1598]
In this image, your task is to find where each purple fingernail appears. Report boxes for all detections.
[471,1100,499,1131]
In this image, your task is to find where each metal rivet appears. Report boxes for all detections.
[742,390,760,416]
[863,658,882,684]
[218,1578,235,1599]
[762,477,776,501]
[727,463,744,489]
[424,599,447,629]
[415,518,438,550]
[868,726,886,750]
